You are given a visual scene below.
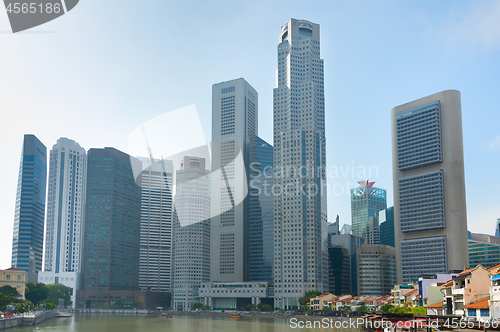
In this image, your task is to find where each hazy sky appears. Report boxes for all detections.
[1,0,500,269]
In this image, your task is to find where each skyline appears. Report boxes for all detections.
[2,0,500,269]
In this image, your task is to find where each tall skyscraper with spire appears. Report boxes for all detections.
[11,134,47,283]
[38,138,86,307]
[272,19,328,309]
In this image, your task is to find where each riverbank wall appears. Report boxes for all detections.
[0,311,57,330]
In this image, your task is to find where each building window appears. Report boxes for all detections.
[480,308,489,317]
[6,275,10,281]
[468,309,476,317]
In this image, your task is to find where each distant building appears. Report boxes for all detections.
[362,216,380,245]
[11,134,47,282]
[80,148,141,308]
[137,158,174,293]
[328,246,350,295]
[329,223,363,295]
[38,138,86,308]
[0,268,27,299]
[357,244,396,296]
[469,232,500,268]
[379,207,395,247]
[392,90,469,283]
[351,180,386,241]
[173,156,210,311]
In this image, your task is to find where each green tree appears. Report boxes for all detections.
[299,305,311,312]
[380,303,394,312]
[298,290,322,306]
[246,303,256,311]
[191,302,203,310]
[261,304,272,312]
[44,302,56,310]
[25,282,49,306]
[0,293,14,311]
[13,299,34,313]
[202,305,211,310]
[0,285,20,299]
[356,305,369,312]
[411,306,426,315]
[46,283,72,306]
[322,305,332,311]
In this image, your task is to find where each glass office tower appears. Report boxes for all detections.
[11,134,47,282]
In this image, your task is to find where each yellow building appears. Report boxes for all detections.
[0,268,27,299]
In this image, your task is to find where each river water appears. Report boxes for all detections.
[13,313,361,332]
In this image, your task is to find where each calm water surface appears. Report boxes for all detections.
[14,313,360,332]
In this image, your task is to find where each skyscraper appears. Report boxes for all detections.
[357,244,396,296]
[173,156,210,311]
[391,90,468,283]
[272,19,328,309]
[81,148,141,302]
[351,180,387,240]
[11,134,47,282]
[38,138,86,307]
[137,158,173,293]
[379,207,395,247]
[210,78,257,283]
[248,136,274,283]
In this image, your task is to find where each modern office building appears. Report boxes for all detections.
[137,158,174,293]
[11,134,47,282]
[351,180,386,240]
[328,218,363,295]
[362,216,380,245]
[210,78,257,283]
[379,207,395,247]
[248,136,274,283]
[38,138,86,307]
[391,90,468,283]
[496,219,500,237]
[173,156,210,311]
[468,232,500,269]
[272,18,328,309]
[80,148,141,307]
[328,246,350,295]
[357,244,396,296]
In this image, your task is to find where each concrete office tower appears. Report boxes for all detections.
[468,231,500,269]
[248,136,274,282]
[81,148,141,304]
[173,156,210,311]
[211,78,257,283]
[391,90,468,283]
[137,158,174,292]
[273,19,328,309]
[379,207,395,247]
[357,244,396,296]
[351,180,386,240]
[11,135,47,282]
[38,138,86,307]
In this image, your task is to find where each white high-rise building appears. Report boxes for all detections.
[137,158,174,292]
[39,138,86,308]
[210,78,257,283]
[172,156,210,311]
[273,19,328,309]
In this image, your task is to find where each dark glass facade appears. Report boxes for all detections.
[83,148,141,295]
[248,136,274,282]
[379,207,395,247]
[11,134,47,282]
[328,246,350,295]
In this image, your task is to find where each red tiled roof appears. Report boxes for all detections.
[425,302,444,308]
[459,268,473,275]
[463,299,489,309]
[5,267,22,271]
[488,263,500,271]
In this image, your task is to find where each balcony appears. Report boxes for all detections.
[491,286,500,302]
[452,288,465,296]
